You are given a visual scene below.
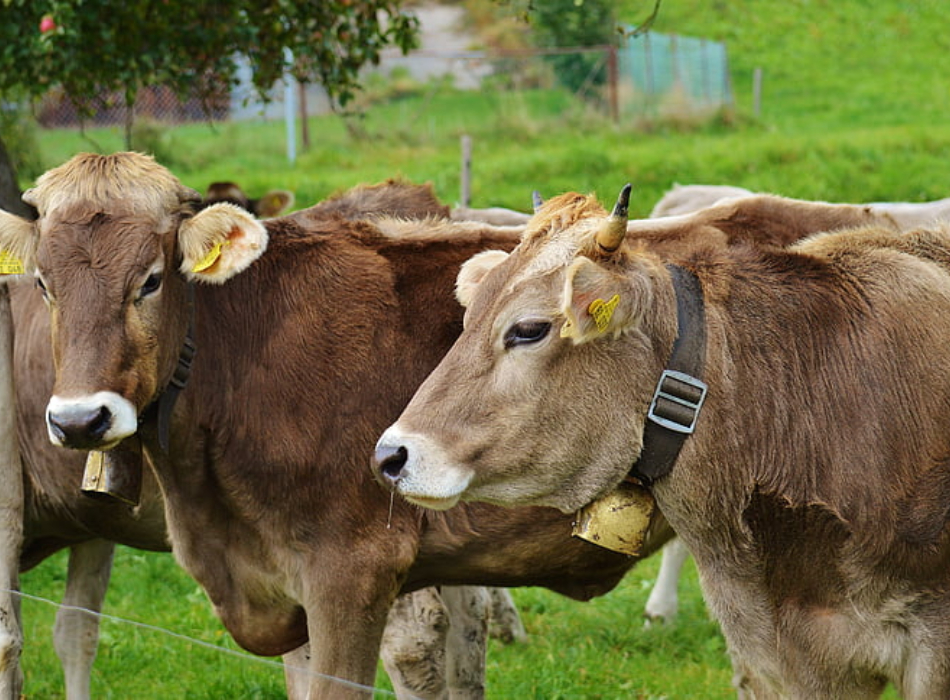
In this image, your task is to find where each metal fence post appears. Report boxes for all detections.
[460,135,472,207]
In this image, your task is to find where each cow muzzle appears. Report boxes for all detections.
[46,391,138,450]
[373,427,474,511]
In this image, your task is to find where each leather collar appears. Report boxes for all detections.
[141,285,196,452]
[628,264,707,486]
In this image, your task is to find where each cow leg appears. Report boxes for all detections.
[644,538,689,624]
[282,643,311,700]
[53,539,115,700]
[486,588,526,644]
[299,568,399,700]
[441,586,490,700]
[0,284,23,700]
[380,587,448,700]
[0,525,21,700]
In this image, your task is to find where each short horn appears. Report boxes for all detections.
[178,185,202,204]
[595,183,632,253]
[532,190,544,212]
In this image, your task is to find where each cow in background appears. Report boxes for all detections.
[377,185,950,697]
[652,182,950,230]
[203,181,295,218]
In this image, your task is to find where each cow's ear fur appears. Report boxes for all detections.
[254,190,295,218]
[0,209,38,275]
[178,202,268,284]
[456,249,509,307]
[560,257,648,343]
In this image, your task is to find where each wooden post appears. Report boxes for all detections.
[753,67,763,118]
[298,82,310,151]
[607,45,619,123]
[460,135,472,208]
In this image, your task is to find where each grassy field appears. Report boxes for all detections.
[13,0,948,697]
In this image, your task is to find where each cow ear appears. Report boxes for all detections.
[456,249,509,307]
[178,202,268,284]
[0,209,37,276]
[254,190,295,218]
[560,257,646,343]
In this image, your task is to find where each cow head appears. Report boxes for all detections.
[0,152,267,450]
[203,181,295,218]
[374,185,681,513]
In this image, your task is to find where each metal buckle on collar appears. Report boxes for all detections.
[646,369,707,434]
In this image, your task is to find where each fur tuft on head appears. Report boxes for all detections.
[522,192,606,245]
[23,152,199,217]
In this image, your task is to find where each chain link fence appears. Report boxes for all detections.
[32,32,732,130]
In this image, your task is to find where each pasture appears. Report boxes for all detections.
[10,0,948,696]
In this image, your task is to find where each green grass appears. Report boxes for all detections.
[21,545,732,699]
[11,0,946,696]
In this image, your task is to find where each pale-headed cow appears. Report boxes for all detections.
[0,153,674,699]
[377,186,950,697]
[652,182,950,231]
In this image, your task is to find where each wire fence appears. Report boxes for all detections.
[32,33,733,130]
[7,587,401,698]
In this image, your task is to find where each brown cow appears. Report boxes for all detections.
[0,153,662,699]
[2,177,519,700]
[202,181,295,218]
[376,185,950,697]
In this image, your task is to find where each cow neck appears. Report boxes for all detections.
[141,284,196,453]
[628,264,708,486]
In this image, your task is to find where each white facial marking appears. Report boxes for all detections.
[375,426,474,510]
[46,392,138,448]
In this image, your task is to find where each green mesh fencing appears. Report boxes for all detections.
[619,31,733,119]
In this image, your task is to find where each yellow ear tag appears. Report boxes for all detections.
[0,250,24,275]
[192,239,229,273]
[588,294,620,333]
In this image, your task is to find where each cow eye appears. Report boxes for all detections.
[138,272,163,300]
[503,320,552,349]
[35,276,49,299]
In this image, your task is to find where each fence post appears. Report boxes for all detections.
[607,45,619,123]
[284,48,297,164]
[298,82,310,151]
[460,135,472,207]
[753,67,763,118]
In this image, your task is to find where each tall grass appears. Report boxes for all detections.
[13,0,949,697]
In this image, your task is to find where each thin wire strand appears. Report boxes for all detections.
[5,588,398,698]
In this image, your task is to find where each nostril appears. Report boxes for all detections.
[47,417,67,444]
[87,406,112,440]
[376,444,408,483]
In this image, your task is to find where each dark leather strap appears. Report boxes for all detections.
[629,265,707,485]
[155,328,195,452]
[142,286,196,452]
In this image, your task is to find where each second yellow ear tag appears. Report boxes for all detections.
[588,294,620,333]
[192,240,229,273]
[0,250,24,275]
